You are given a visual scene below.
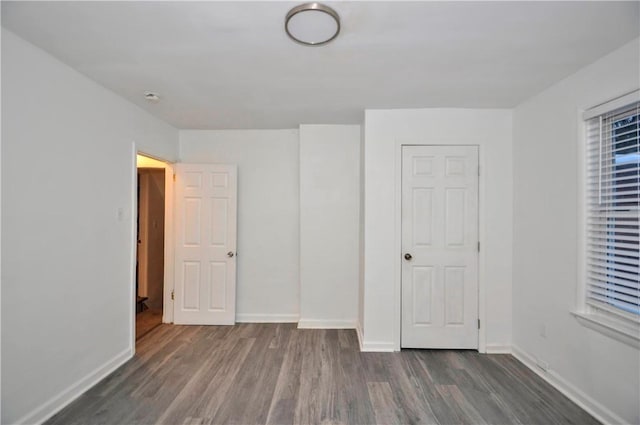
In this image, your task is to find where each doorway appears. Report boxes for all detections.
[136,154,167,340]
[400,145,479,349]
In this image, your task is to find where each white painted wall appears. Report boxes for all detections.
[179,130,300,322]
[358,122,366,344]
[1,28,178,424]
[512,38,640,424]
[0,26,3,425]
[362,109,513,351]
[298,125,360,328]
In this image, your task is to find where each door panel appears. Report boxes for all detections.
[401,146,479,349]
[174,163,237,325]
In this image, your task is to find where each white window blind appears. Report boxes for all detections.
[585,93,639,321]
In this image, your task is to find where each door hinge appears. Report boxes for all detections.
[478,165,480,176]
[173,173,176,182]
[171,290,175,301]
[478,319,481,329]
[477,241,480,252]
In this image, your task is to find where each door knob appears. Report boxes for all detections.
[227,251,234,258]
[404,253,412,261]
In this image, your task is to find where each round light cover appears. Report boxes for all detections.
[285,3,340,46]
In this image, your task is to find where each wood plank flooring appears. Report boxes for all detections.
[136,309,163,340]
[46,323,599,425]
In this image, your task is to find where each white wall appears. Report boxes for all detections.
[179,130,300,322]
[358,122,366,343]
[1,28,178,424]
[0,26,3,425]
[512,38,640,424]
[298,125,360,328]
[362,109,513,351]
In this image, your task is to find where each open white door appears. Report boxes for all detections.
[401,145,479,349]
[174,163,237,325]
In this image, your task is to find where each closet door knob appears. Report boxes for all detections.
[404,253,412,261]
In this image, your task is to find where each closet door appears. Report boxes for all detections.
[401,146,479,349]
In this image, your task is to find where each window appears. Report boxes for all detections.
[584,92,639,327]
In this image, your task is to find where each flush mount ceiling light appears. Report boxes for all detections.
[285,2,340,46]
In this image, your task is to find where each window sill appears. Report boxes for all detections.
[572,311,640,349]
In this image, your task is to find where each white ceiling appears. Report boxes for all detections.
[2,1,639,129]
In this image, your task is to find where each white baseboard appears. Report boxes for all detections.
[485,344,511,354]
[15,347,133,425]
[235,313,299,323]
[354,322,396,352]
[356,321,365,351]
[297,319,357,329]
[360,340,396,352]
[511,345,626,425]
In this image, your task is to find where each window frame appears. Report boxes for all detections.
[575,90,640,348]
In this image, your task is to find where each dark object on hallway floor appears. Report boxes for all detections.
[135,295,149,314]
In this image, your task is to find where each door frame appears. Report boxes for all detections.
[130,144,175,353]
[394,142,486,352]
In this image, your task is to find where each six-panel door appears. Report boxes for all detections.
[174,163,237,325]
[401,146,479,349]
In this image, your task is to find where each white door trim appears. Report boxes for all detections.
[393,142,486,352]
[163,163,175,324]
[130,143,138,354]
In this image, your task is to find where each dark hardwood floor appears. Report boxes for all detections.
[46,323,599,425]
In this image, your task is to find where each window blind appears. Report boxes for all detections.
[585,95,639,320]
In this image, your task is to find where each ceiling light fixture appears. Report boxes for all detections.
[285,2,340,46]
